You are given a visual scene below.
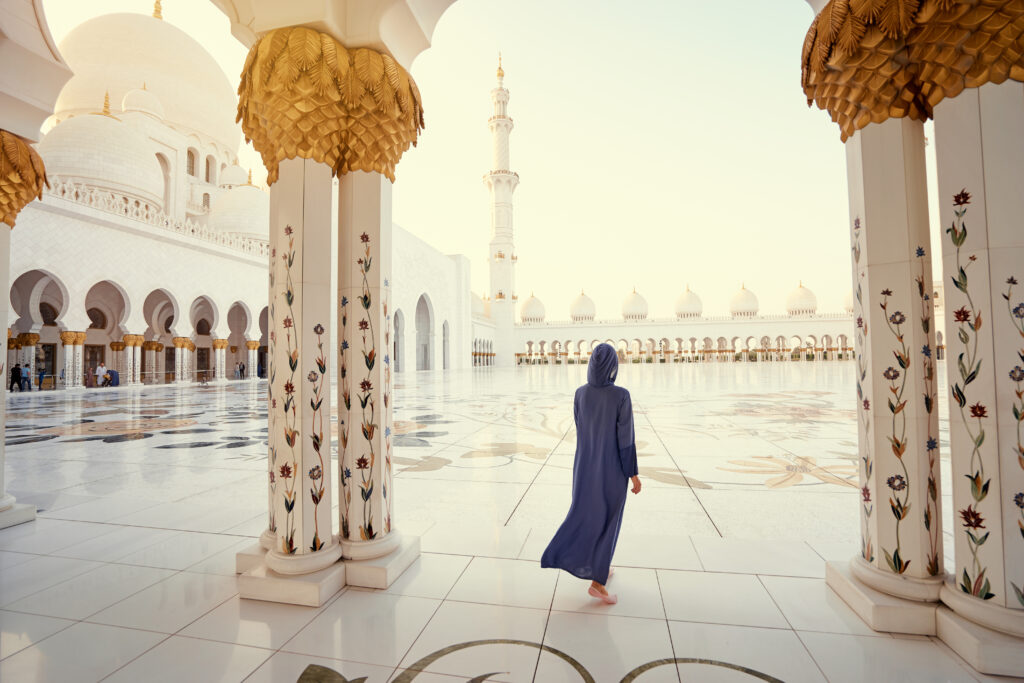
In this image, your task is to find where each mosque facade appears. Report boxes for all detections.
[6,7,861,389]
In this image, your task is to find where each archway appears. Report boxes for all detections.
[415,294,433,371]
[442,320,450,370]
[394,309,405,372]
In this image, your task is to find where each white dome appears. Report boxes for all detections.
[54,13,240,155]
[520,294,545,323]
[570,291,595,322]
[471,292,485,317]
[220,165,248,187]
[38,113,164,206]
[622,289,648,321]
[208,184,269,240]
[786,283,818,316]
[674,287,703,318]
[121,88,164,119]
[729,285,759,317]
[843,289,854,314]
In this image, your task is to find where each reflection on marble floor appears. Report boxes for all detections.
[1,363,1006,682]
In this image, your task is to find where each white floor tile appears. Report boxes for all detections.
[383,553,472,600]
[798,631,977,683]
[399,601,548,678]
[113,530,245,570]
[181,595,326,650]
[283,589,439,667]
[669,621,827,683]
[0,555,103,606]
[691,536,826,578]
[658,569,788,628]
[4,563,175,620]
[102,635,272,683]
[184,538,257,576]
[0,518,118,555]
[0,550,37,569]
[551,566,666,620]
[87,572,238,633]
[49,526,180,563]
[448,556,558,610]
[759,575,882,636]
[537,611,678,682]
[0,622,165,682]
[245,651,462,683]
[0,610,73,660]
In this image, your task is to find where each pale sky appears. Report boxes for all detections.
[42,0,932,320]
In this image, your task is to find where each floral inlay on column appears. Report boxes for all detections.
[946,189,995,600]
[1004,275,1024,606]
[308,323,327,552]
[852,217,875,564]
[279,224,300,555]
[339,296,351,540]
[916,246,941,576]
[880,289,911,575]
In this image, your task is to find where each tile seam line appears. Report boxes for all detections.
[532,569,560,682]
[501,421,570,527]
[642,403,723,538]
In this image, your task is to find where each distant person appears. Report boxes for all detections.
[37,365,45,389]
[541,343,641,605]
[107,369,119,387]
[239,361,246,379]
[20,367,31,391]
[9,363,21,392]
[256,361,263,378]
[233,362,240,380]
[95,362,107,387]
[85,369,95,388]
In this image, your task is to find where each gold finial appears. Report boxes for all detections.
[142,82,147,90]
[153,1,162,19]
[247,168,253,185]
[496,52,504,79]
[102,91,110,115]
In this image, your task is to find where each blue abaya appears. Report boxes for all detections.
[541,343,638,585]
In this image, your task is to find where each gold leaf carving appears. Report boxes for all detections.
[0,129,48,228]
[238,26,424,184]
[802,0,1024,141]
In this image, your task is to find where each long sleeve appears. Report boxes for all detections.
[616,390,638,478]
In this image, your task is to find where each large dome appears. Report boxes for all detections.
[121,88,164,120]
[729,285,759,317]
[208,183,269,240]
[786,282,818,316]
[570,290,596,322]
[674,286,702,318]
[219,165,248,188]
[38,112,164,206]
[520,294,545,323]
[53,13,240,155]
[622,289,648,321]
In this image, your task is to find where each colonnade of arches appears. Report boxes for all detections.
[392,293,449,372]
[7,269,267,388]
[514,332,889,365]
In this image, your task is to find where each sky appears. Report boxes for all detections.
[41,0,943,320]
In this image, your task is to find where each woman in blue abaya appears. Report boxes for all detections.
[541,343,641,604]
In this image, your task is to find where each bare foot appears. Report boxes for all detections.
[590,580,608,596]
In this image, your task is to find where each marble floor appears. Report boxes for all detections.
[0,362,1016,682]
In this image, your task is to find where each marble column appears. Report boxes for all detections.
[826,117,944,629]
[263,156,340,574]
[212,339,228,381]
[123,335,144,385]
[120,337,133,384]
[0,229,34,529]
[246,340,259,380]
[932,82,1024,654]
[60,331,84,389]
[109,341,124,379]
[21,333,38,388]
[337,170,418,582]
[172,337,188,383]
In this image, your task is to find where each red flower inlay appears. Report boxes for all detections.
[969,403,987,418]
[953,307,971,322]
[959,505,985,529]
[279,464,293,479]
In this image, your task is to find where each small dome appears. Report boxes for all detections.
[674,286,703,319]
[471,292,485,317]
[208,184,269,240]
[520,294,545,323]
[121,87,164,119]
[622,289,648,321]
[219,165,248,187]
[38,112,164,206]
[786,282,818,316]
[729,285,759,318]
[570,290,595,322]
[843,289,854,314]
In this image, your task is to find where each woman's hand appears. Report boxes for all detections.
[631,476,641,494]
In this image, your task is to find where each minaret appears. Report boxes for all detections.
[484,54,519,367]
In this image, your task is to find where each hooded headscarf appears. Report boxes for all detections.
[587,343,618,387]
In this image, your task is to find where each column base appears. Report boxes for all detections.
[265,542,343,576]
[344,534,420,589]
[259,528,276,550]
[238,561,346,607]
[341,531,402,561]
[936,605,1024,677]
[939,583,1024,638]
[0,502,36,530]
[826,561,938,635]
[235,542,267,574]
[850,554,943,602]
